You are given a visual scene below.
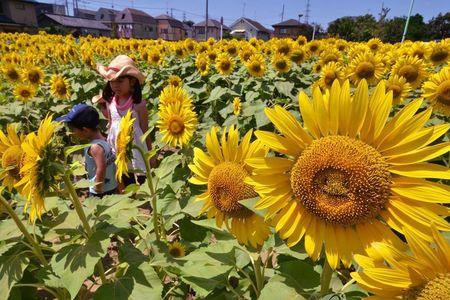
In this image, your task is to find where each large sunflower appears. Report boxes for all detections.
[0,124,25,191]
[15,115,60,222]
[245,53,266,77]
[195,53,210,77]
[159,85,193,108]
[22,65,44,86]
[189,126,270,247]
[233,97,242,116]
[2,63,21,82]
[271,53,291,74]
[157,102,197,148]
[246,79,450,269]
[14,84,36,103]
[385,75,412,105]
[346,52,384,85]
[422,66,450,116]
[215,53,234,76]
[115,110,135,183]
[50,74,71,100]
[427,40,450,66]
[391,56,428,89]
[351,225,450,299]
[318,62,345,90]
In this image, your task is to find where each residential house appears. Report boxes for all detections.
[95,7,118,36]
[182,22,193,38]
[35,2,66,17]
[95,7,118,26]
[156,14,185,41]
[0,0,38,32]
[74,8,96,20]
[38,13,111,36]
[193,19,229,41]
[115,8,157,39]
[272,19,313,39]
[229,17,271,40]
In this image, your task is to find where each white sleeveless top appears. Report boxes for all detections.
[107,100,148,174]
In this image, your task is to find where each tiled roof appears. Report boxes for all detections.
[115,8,156,24]
[242,18,271,33]
[193,19,230,30]
[43,13,111,30]
[272,19,303,27]
[156,14,184,29]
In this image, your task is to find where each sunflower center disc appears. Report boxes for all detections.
[404,273,450,300]
[56,82,67,95]
[28,71,40,84]
[1,146,22,179]
[208,162,256,218]
[436,80,450,106]
[356,62,375,79]
[168,117,185,135]
[276,60,287,70]
[430,50,448,63]
[399,65,419,83]
[290,135,391,226]
[388,84,402,99]
[220,61,231,71]
[251,64,261,73]
[324,71,337,86]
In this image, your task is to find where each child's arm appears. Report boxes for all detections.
[136,101,153,150]
[89,144,106,194]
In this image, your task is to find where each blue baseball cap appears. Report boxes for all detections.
[56,104,99,129]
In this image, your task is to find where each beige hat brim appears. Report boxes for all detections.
[97,64,145,85]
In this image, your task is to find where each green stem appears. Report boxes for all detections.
[0,194,48,266]
[320,257,333,297]
[134,145,161,241]
[14,283,61,300]
[252,255,264,297]
[62,174,107,284]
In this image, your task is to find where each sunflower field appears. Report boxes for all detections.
[0,31,450,300]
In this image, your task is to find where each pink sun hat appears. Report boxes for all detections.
[96,55,145,85]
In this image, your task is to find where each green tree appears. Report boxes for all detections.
[427,12,450,40]
[327,14,377,41]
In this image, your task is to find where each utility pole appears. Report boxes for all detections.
[64,0,69,16]
[170,8,173,18]
[305,0,310,24]
[402,0,415,42]
[220,16,223,40]
[205,0,208,40]
[183,12,186,22]
[281,4,284,22]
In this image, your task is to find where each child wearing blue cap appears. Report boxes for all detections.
[57,104,118,197]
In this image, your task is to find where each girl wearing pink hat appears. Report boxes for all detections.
[95,55,151,187]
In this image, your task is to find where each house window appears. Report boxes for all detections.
[161,28,168,34]
[101,14,104,19]
[15,3,25,10]
[149,26,153,32]
[121,14,125,19]
[198,28,205,34]
[280,28,287,34]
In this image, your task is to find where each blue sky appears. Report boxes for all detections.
[43,0,449,29]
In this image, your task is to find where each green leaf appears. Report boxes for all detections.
[74,178,94,189]
[94,262,163,300]
[204,86,229,104]
[277,260,320,290]
[259,275,307,300]
[65,143,91,157]
[51,230,110,299]
[83,81,97,93]
[0,246,30,300]
[180,264,232,298]
[245,91,260,102]
[274,81,295,99]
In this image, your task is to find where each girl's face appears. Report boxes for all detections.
[110,76,134,97]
